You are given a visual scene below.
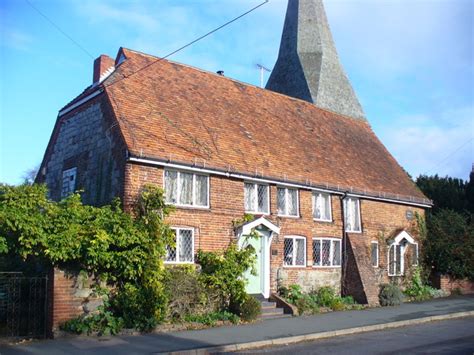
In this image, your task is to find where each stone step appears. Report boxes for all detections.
[259,313,292,320]
[260,301,277,309]
[261,306,284,315]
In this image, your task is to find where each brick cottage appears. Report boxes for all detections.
[37,0,431,327]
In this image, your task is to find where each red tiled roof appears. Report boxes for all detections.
[102,48,427,204]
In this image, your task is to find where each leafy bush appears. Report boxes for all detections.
[0,183,175,333]
[279,285,357,314]
[163,266,218,321]
[236,295,261,322]
[404,267,437,302]
[184,311,239,326]
[197,243,256,310]
[61,293,124,335]
[424,209,474,280]
[379,283,404,306]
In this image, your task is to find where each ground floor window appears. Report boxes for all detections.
[371,241,379,267]
[312,238,341,267]
[165,228,194,263]
[284,236,306,266]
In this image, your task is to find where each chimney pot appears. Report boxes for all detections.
[93,55,115,84]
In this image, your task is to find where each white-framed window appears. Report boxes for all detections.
[244,182,269,214]
[312,238,341,267]
[277,187,299,217]
[371,241,379,267]
[165,228,194,264]
[61,167,77,198]
[283,236,306,267]
[388,243,403,276]
[312,192,332,221]
[343,197,361,233]
[412,243,419,266]
[164,169,209,208]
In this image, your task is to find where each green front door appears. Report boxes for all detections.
[244,235,262,295]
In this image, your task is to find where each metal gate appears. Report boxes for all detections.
[0,272,49,339]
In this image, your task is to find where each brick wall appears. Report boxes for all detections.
[432,274,474,294]
[123,163,425,301]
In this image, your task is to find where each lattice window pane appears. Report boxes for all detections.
[332,240,341,266]
[257,184,268,213]
[166,231,177,262]
[322,240,331,266]
[165,170,178,203]
[179,172,193,205]
[388,245,395,275]
[61,167,77,198]
[287,189,298,216]
[313,240,321,266]
[353,199,361,231]
[295,239,305,265]
[194,174,208,206]
[284,238,293,266]
[277,188,286,215]
[412,244,419,266]
[371,242,378,267]
[179,229,193,262]
[244,183,254,211]
[395,245,402,275]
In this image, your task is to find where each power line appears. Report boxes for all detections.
[104,0,269,88]
[425,137,473,175]
[24,0,94,59]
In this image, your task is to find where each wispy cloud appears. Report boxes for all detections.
[1,29,33,51]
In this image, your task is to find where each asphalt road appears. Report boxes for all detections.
[232,317,474,355]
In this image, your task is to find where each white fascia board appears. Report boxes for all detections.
[58,89,103,117]
[127,156,432,208]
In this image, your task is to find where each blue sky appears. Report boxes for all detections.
[1,0,473,185]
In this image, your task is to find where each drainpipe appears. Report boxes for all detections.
[340,192,348,296]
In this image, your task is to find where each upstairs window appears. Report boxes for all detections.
[61,167,77,198]
[165,228,194,264]
[313,192,332,221]
[164,170,209,208]
[312,238,341,267]
[284,236,306,266]
[277,187,298,217]
[344,197,361,232]
[371,241,379,267]
[244,182,269,214]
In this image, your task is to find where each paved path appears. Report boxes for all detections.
[1,295,473,354]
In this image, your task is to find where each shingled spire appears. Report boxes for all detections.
[266,0,366,120]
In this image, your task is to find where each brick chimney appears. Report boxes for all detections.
[93,55,115,84]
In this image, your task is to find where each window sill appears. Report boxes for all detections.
[168,204,210,211]
[278,214,300,219]
[164,261,195,265]
[345,229,362,234]
[283,265,307,269]
[313,218,333,223]
[312,265,341,269]
[245,210,270,216]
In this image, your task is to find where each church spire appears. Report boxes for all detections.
[266,0,366,120]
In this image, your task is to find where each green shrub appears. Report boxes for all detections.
[184,311,239,326]
[379,283,404,306]
[198,243,256,310]
[341,296,355,305]
[163,266,218,321]
[404,267,436,302]
[236,295,261,322]
[330,299,345,311]
[315,286,336,307]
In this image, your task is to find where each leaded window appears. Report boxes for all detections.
[343,197,361,232]
[277,187,298,216]
[244,182,269,214]
[312,238,341,267]
[61,167,77,198]
[166,228,194,263]
[284,236,306,266]
[313,192,331,221]
[371,241,379,267]
[164,170,209,207]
